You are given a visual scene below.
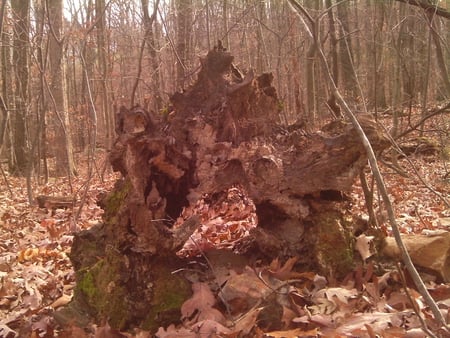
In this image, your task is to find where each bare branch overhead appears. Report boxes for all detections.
[395,0,450,19]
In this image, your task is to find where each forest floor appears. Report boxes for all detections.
[0,117,449,337]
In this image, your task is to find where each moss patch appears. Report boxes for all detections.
[313,211,354,278]
[75,250,130,329]
[142,260,191,331]
[103,178,131,222]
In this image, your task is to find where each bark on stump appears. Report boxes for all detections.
[63,48,390,331]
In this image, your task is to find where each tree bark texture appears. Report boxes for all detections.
[48,0,76,176]
[64,48,390,332]
[11,0,29,174]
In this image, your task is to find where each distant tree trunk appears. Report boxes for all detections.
[325,0,341,119]
[285,20,303,121]
[370,1,387,110]
[419,20,432,114]
[79,0,95,151]
[205,0,211,49]
[96,0,114,149]
[175,0,193,89]
[397,8,416,106]
[336,1,358,96]
[390,3,404,112]
[142,0,162,112]
[304,1,318,122]
[11,0,29,175]
[326,0,338,86]
[255,1,269,73]
[222,0,229,48]
[48,0,76,177]
[0,0,10,152]
[34,0,49,183]
[427,12,450,98]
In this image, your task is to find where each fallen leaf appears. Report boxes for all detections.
[268,257,315,281]
[307,297,337,315]
[219,267,271,314]
[322,287,359,304]
[264,327,320,338]
[233,306,263,336]
[0,324,17,338]
[181,282,225,325]
[191,319,231,337]
[355,234,375,260]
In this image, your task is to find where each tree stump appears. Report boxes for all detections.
[62,48,390,331]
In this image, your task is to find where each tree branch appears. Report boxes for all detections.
[396,100,450,139]
[395,0,450,19]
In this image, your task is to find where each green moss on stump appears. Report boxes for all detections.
[314,211,354,278]
[75,252,130,329]
[103,178,131,221]
[143,261,191,331]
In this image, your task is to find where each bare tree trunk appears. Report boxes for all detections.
[427,12,450,98]
[11,0,29,175]
[48,0,76,177]
[370,1,387,110]
[325,0,341,118]
[175,0,193,89]
[288,35,304,121]
[142,0,162,112]
[326,0,338,85]
[79,1,95,151]
[255,1,269,73]
[96,0,114,149]
[336,1,358,96]
[397,8,416,106]
[222,0,229,48]
[34,0,48,183]
[0,0,10,152]
[305,32,317,121]
[205,0,211,50]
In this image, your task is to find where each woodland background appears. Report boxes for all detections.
[0,0,449,184]
[0,0,450,336]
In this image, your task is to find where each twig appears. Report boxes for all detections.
[72,44,98,231]
[256,270,305,295]
[396,263,437,338]
[187,234,233,319]
[381,126,450,209]
[395,100,450,139]
[359,168,378,227]
[379,158,409,177]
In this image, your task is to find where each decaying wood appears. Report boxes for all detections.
[383,232,450,282]
[64,48,391,331]
[36,195,74,209]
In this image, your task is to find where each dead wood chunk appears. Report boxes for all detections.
[36,195,74,209]
[399,137,440,156]
[383,232,450,282]
[115,105,154,135]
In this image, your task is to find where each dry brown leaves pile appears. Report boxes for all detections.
[0,154,119,337]
[173,185,257,257]
[157,257,450,337]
